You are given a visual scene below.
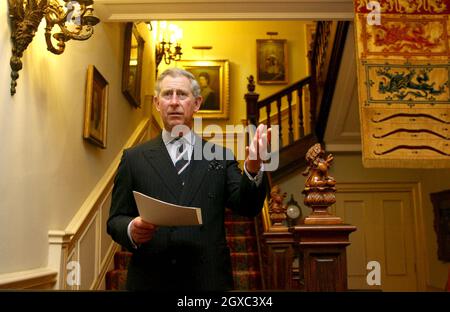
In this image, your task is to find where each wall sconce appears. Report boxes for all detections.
[192,45,212,58]
[8,0,100,95]
[152,22,183,77]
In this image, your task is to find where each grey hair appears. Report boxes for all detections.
[155,68,201,98]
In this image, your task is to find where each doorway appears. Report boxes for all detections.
[332,182,426,291]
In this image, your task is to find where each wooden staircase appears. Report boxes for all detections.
[105,249,131,290]
[272,133,317,181]
[225,208,262,290]
[245,20,351,291]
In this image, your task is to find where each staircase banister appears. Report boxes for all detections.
[315,21,350,142]
[257,76,312,108]
[246,19,351,292]
[245,75,260,127]
[48,117,152,289]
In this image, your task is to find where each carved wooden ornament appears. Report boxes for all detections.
[302,143,342,224]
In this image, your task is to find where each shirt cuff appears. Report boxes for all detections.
[244,161,264,187]
[127,219,139,249]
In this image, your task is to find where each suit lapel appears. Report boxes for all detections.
[142,135,182,201]
[179,135,209,206]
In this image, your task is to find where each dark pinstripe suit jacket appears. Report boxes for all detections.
[107,134,267,291]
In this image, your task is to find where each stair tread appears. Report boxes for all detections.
[225,210,262,291]
[233,270,261,275]
[227,234,255,237]
[227,235,256,239]
[231,251,259,255]
[225,220,254,224]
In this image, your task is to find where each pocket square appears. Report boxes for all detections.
[208,160,224,171]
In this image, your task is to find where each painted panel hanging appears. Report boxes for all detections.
[354,0,450,168]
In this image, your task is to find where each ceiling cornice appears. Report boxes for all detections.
[94,0,354,22]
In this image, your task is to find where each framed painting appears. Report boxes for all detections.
[256,39,288,84]
[179,60,230,119]
[83,65,109,149]
[122,22,145,108]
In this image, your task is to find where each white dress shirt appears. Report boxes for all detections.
[162,128,195,169]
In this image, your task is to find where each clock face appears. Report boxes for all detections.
[287,205,301,219]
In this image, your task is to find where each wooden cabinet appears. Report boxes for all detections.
[430,190,450,262]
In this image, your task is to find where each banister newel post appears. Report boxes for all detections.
[245,75,260,127]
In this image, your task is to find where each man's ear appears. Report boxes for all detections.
[154,96,161,112]
[193,96,203,113]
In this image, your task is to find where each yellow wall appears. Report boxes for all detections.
[279,152,450,290]
[0,4,152,275]
[157,21,310,129]
[0,17,309,277]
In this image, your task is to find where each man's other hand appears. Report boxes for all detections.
[130,217,156,244]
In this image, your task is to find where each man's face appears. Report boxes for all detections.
[154,75,202,131]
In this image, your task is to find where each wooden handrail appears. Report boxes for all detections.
[315,21,350,142]
[309,21,332,132]
[257,76,311,108]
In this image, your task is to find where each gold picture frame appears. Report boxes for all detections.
[122,22,145,108]
[256,39,288,84]
[83,65,109,149]
[179,60,230,119]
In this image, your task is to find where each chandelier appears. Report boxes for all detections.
[152,22,183,75]
[8,0,100,95]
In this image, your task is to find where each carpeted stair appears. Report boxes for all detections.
[225,208,262,290]
[105,248,132,290]
[105,209,262,290]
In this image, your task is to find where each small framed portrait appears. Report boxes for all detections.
[122,22,145,108]
[83,65,109,149]
[179,60,230,119]
[256,39,288,84]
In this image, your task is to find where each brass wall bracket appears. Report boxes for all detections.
[8,0,99,95]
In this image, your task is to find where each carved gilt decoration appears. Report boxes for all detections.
[8,0,99,95]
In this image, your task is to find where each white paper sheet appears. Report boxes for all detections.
[133,191,203,226]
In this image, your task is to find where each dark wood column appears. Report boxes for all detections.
[262,230,294,290]
[290,143,357,291]
[291,224,356,291]
[244,75,260,127]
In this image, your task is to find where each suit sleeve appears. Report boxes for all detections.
[107,149,139,251]
[225,157,268,217]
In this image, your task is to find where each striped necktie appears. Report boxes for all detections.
[174,139,189,174]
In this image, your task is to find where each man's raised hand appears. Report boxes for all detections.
[245,124,271,174]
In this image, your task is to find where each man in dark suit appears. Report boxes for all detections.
[107,68,270,291]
